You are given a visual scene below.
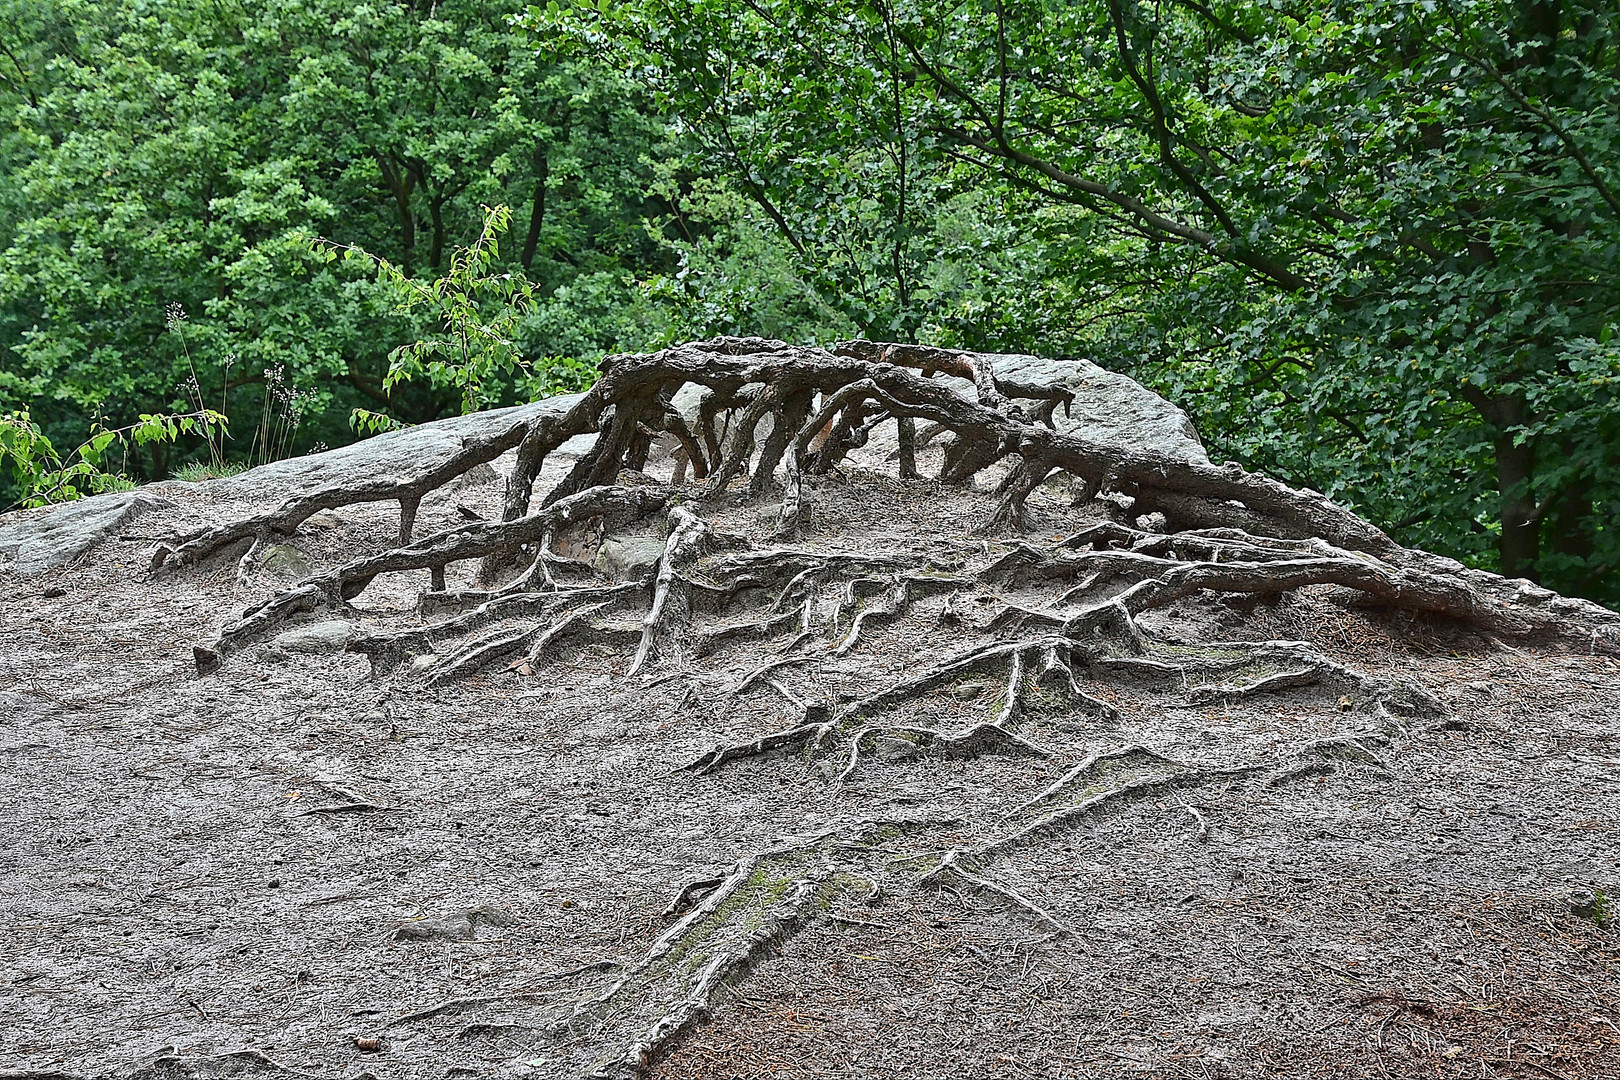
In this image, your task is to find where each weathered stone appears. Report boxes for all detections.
[645,346,1207,476]
[0,489,174,576]
[873,735,921,762]
[423,460,502,502]
[850,352,1209,470]
[952,682,986,701]
[594,534,667,582]
[206,394,587,503]
[392,904,517,942]
[451,461,499,487]
[994,351,1207,462]
[259,543,313,580]
[272,620,355,655]
[1569,887,1609,923]
[117,344,1199,528]
[0,346,1199,579]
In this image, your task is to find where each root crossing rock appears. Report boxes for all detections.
[28,336,1610,1079]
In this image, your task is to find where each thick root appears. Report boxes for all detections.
[178,338,1620,671]
[563,821,924,1080]
[152,416,539,572]
[628,507,713,676]
[194,485,665,672]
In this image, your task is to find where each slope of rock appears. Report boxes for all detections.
[1,340,1616,1080]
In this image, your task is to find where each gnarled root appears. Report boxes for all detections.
[628,507,714,676]
[179,338,1620,679]
[687,637,1086,780]
[349,585,641,677]
[564,820,935,1080]
[193,485,666,672]
[919,850,1076,936]
[155,411,560,573]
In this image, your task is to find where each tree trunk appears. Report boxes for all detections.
[1548,472,1594,566]
[521,148,548,270]
[1492,430,1539,582]
[377,153,417,278]
[1463,386,1540,581]
[429,192,447,271]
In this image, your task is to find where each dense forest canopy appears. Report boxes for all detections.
[0,0,1614,603]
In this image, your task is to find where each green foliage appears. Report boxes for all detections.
[326,202,619,414]
[1,406,225,509]
[348,408,406,437]
[0,0,680,486]
[171,460,247,483]
[522,354,599,399]
[321,204,537,415]
[535,0,1620,603]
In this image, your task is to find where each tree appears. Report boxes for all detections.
[0,0,679,498]
[544,0,1619,602]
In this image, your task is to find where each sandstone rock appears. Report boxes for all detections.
[428,461,501,496]
[873,735,921,762]
[0,489,174,576]
[847,350,1208,470]
[206,394,586,503]
[121,343,1197,538]
[259,543,313,580]
[271,620,355,655]
[594,534,667,582]
[645,344,1207,476]
[991,351,1207,463]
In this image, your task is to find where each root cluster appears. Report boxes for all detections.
[166,337,1617,672]
[150,336,1620,1078]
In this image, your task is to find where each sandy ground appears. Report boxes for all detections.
[1,448,1617,1080]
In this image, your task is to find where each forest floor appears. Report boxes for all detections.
[2,443,1618,1080]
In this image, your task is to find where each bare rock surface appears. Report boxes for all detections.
[0,488,175,575]
[2,341,1617,1080]
[831,341,1208,467]
[270,619,356,654]
[594,534,669,583]
[207,394,587,503]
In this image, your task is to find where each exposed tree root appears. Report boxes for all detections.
[684,636,1109,781]
[150,415,543,572]
[729,655,814,698]
[681,716,839,776]
[113,337,1620,1076]
[178,337,1618,684]
[1007,744,1187,818]
[831,721,1051,785]
[1186,663,1324,704]
[350,584,642,677]
[661,876,724,918]
[915,726,1410,939]
[920,849,1077,935]
[560,819,941,1080]
[428,596,629,685]
[628,507,713,676]
[194,485,665,672]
